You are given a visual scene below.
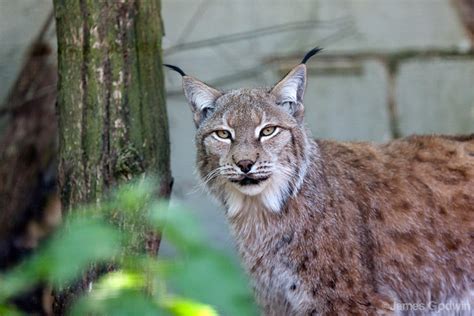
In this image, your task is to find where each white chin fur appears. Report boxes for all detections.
[233,181,268,196]
[225,172,292,217]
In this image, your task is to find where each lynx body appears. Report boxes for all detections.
[166,49,474,315]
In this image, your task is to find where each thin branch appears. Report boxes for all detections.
[36,10,55,43]
[166,26,357,97]
[0,84,57,116]
[1,9,55,113]
[174,0,211,44]
[164,17,353,56]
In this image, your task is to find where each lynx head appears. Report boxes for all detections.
[166,48,321,216]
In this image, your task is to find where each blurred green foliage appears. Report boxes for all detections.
[0,179,258,315]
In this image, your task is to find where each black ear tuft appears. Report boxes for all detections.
[301,47,323,64]
[164,64,186,76]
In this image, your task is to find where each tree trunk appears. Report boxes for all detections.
[53,0,171,313]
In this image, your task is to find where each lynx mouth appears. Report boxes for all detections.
[230,176,270,186]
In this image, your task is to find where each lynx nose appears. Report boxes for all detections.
[236,160,254,173]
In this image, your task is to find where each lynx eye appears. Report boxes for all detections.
[215,130,231,140]
[260,126,277,137]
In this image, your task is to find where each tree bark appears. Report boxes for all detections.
[53,0,171,313]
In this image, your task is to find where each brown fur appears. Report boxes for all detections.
[231,135,473,315]
[173,58,474,315]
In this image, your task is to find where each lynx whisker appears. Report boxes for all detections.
[203,166,232,182]
[189,165,231,195]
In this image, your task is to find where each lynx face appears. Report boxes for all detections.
[179,64,312,215]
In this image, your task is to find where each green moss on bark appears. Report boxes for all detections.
[53,0,171,313]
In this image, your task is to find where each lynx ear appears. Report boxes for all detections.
[182,76,222,127]
[270,64,307,123]
[164,64,221,127]
[270,47,322,123]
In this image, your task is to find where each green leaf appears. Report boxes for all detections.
[0,177,259,315]
[0,304,22,316]
[161,297,218,316]
[70,269,167,316]
[0,218,120,302]
[149,203,207,253]
[44,218,121,286]
[150,204,258,315]
[71,289,164,316]
[167,251,258,316]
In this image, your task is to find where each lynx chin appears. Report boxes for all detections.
[166,47,474,315]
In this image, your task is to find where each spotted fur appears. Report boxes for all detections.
[172,57,474,315]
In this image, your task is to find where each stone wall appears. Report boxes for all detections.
[1,0,473,256]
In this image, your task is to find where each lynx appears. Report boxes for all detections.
[165,47,474,315]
